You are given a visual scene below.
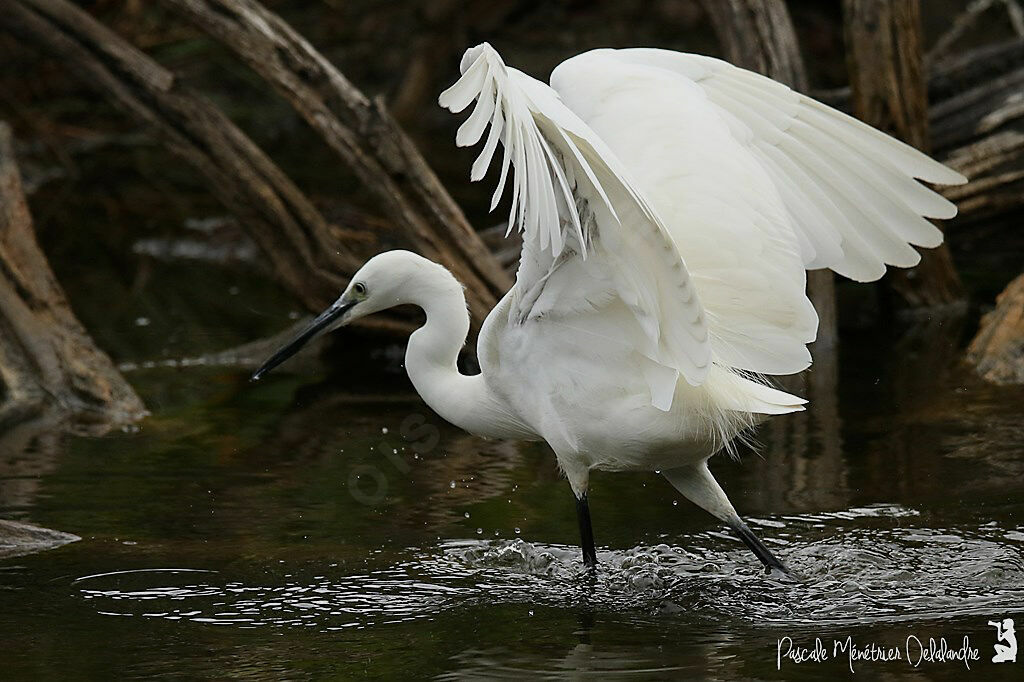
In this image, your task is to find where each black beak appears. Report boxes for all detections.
[251,300,355,381]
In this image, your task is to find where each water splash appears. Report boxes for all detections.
[73,504,1024,631]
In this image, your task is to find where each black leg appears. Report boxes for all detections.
[576,494,598,568]
[728,517,792,577]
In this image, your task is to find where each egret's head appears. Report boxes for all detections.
[250,250,449,381]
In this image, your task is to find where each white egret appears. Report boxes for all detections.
[253,44,965,575]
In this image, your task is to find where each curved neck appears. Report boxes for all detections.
[402,266,483,433]
[406,281,470,379]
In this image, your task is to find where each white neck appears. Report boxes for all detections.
[400,264,496,436]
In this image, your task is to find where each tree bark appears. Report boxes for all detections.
[0,121,145,431]
[967,272,1024,384]
[701,0,837,349]
[843,0,965,307]
[158,0,513,327]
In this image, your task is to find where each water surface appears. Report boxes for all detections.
[2,321,1023,680]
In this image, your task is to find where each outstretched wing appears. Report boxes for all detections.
[440,43,712,397]
[549,48,966,376]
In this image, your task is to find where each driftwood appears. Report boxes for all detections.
[158,0,513,327]
[967,273,1024,384]
[0,121,144,430]
[926,0,1024,65]
[700,0,837,349]
[843,0,965,308]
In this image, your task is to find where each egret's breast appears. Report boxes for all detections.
[489,309,722,469]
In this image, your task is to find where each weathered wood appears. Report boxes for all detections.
[159,0,513,327]
[0,121,145,431]
[701,0,837,349]
[920,40,1024,229]
[967,273,1024,384]
[843,0,965,308]
[926,0,1024,66]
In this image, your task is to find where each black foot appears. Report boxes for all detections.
[729,518,795,578]
[576,494,598,569]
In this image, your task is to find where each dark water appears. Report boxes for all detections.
[2,316,1023,680]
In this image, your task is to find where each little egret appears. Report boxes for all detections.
[253,44,965,575]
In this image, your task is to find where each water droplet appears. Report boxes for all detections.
[673,500,678,506]
[134,317,150,327]
[464,512,470,518]
[449,480,455,489]
[381,427,389,434]
[514,527,521,535]
[528,610,534,617]
[475,528,483,535]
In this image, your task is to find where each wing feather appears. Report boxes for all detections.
[440,43,712,398]
[549,48,964,376]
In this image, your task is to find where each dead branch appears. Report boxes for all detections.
[1,0,366,317]
[0,121,145,431]
[927,0,1024,65]
[158,0,513,326]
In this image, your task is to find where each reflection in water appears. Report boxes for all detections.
[760,344,847,512]
[0,414,64,516]
[74,504,1024,632]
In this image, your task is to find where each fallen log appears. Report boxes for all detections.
[0,121,144,431]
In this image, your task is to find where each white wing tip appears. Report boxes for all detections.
[924,165,968,187]
[460,42,497,74]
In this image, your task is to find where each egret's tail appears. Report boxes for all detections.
[717,373,806,416]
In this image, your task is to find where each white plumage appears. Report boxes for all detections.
[256,43,966,573]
